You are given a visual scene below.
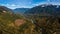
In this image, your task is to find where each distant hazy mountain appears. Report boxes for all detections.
[25,4,60,16]
[13,8,30,14]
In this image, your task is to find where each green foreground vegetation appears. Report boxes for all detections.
[0,12,40,34]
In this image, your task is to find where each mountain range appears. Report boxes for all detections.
[25,4,60,16]
[0,4,60,16]
[13,8,30,14]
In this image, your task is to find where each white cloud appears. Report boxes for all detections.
[1,4,17,6]
[4,4,32,9]
[0,4,21,9]
[11,4,16,6]
[32,2,60,7]
[32,2,46,6]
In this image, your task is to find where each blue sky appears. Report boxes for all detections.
[0,0,60,9]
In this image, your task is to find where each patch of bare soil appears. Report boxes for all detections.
[15,19,25,27]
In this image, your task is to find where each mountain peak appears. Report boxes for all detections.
[40,4,52,7]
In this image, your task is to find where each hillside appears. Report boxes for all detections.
[0,6,25,34]
[0,6,40,34]
[0,6,14,13]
